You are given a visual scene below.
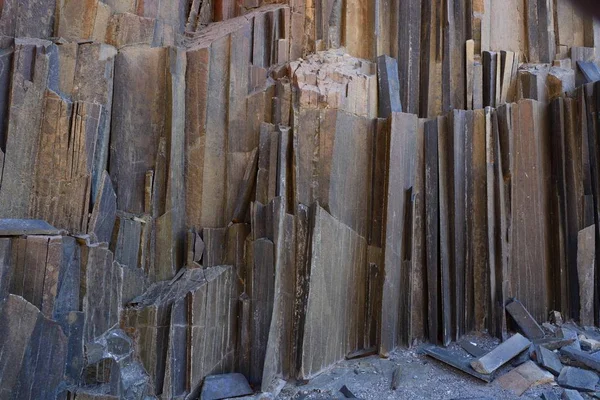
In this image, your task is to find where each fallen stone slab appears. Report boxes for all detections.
[471,333,532,375]
[561,346,600,373]
[535,337,577,351]
[581,338,600,352]
[541,393,559,400]
[201,373,253,400]
[424,346,493,382]
[391,366,402,390]
[562,323,600,341]
[582,327,600,342]
[577,61,600,83]
[559,327,579,340]
[558,328,581,350]
[557,367,599,392]
[495,361,554,396]
[537,345,564,375]
[0,219,61,236]
[506,299,545,340]
[562,389,585,400]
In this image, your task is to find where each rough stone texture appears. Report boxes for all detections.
[31,95,101,233]
[0,0,56,38]
[56,0,106,41]
[0,1,600,399]
[105,13,156,48]
[291,49,377,119]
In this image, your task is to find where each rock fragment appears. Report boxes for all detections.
[557,367,599,392]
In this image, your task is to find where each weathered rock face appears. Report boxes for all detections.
[2,0,600,398]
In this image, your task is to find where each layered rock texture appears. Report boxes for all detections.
[1,0,600,398]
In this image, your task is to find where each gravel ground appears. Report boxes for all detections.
[276,333,563,400]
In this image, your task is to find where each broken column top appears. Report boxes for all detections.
[290,48,378,118]
[127,266,232,309]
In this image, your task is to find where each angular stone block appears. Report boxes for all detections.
[557,367,599,392]
[471,333,531,374]
[201,373,252,400]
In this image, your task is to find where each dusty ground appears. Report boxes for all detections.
[277,333,563,400]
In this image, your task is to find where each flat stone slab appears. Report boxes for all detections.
[424,346,493,382]
[577,61,600,83]
[201,373,253,400]
[0,219,61,236]
[495,361,554,396]
[471,333,531,375]
[537,345,564,376]
[561,346,600,373]
[559,327,579,341]
[562,389,585,400]
[557,367,599,392]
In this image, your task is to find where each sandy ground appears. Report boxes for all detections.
[277,334,564,400]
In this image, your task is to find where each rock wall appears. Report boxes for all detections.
[0,0,600,398]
